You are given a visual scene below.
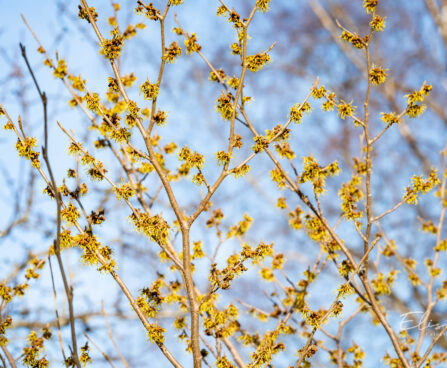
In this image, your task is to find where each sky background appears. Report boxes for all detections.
[0,1,446,367]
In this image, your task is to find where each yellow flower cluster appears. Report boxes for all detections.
[216,91,235,120]
[404,169,440,204]
[312,85,327,99]
[16,137,40,168]
[266,125,290,142]
[337,100,356,120]
[230,42,241,55]
[369,65,387,85]
[140,79,159,100]
[216,5,227,17]
[100,28,124,60]
[80,342,92,366]
[340,31,365,49]
[227,10,243,29]
[114,182,135,201]
[53,59,67,79]
[68,74,85,91]
[61,202,80,224]
[300,156,340,195]
[153,110,167,126]
[209,69,226,83]
[247,53,270,72]
[215,150,232,166]
[0,315,12,346]
[270,168,287,188]
[130,210,170,245]
[251,135,269,153]
[244,241,274,264]
[22,331,51,368]
[370,15,386,31]
[322,92,336,111]
[338,175,364,220]
[177,145,205,178]
[371,270,398,295]
[256,0,271,13]
[110,127,131,143]
[405,83,432,118]
[346,343,365,365]
[231,164,250,178]
[248,328,285,367]
[78,5,98,23]
[305,215,329,242]
[209,256,247,290]
[227,214,253,238]
[339,259,354,278]
[363,0,378,14]
[289,102,311,124]
[216,356,236,368]
[135,2,160,20]
[122,23,146,40]
[84,92,101,114]
[436,281,447,299]
[206,208,224,227]
[288,206,303,229]
[276,197,287,209]
[163,41,182,63]
[435,239,447,252]
[0,285,13,304]
[147,323,166,345]
[381,112,400,126]
[227,76,239,89]
[184,33,201,54]
[202,303,239,338]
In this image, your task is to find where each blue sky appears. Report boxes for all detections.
[0,1,446,367]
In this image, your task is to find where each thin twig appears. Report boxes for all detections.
[83,332,116,368]
[19,42,81,368]
[101,301,129,368]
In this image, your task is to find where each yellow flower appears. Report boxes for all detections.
[247,53,270,72]
[100,28,124,60]
[381,112,400,126]
[140,79,159,100]
[337,100,356,120]
[256,0,271,13]
[61,203,80,224]
[147,323,166,345]
[216,92,235,120]
[184,33,201,54]
[370,15,386,31]
[163,41,181,63]
[114,182,135,200]
[363,0,378,14]
[312,85,326,99]
[369,65,387,85]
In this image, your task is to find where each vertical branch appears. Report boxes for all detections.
[357,24,411,368]
[0,345,16,368]
[363,39,373,266]
[414,149,447,355]
[0,350,7,368]
[148,4,170,135]
[48,257,67,362]
[181,226,202,368]
[78,2,200,366]
[225,26,247,169]
[19,44,81,368]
